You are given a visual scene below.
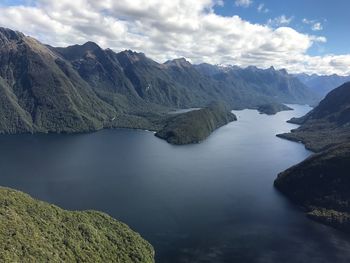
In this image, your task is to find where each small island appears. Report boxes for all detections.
[155,102,237,145]
[257,103,292,115]
[0,187,154,263]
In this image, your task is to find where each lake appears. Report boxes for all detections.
[1,104,350,263]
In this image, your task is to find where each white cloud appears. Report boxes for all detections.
[311,22,323,31]
[267,15,293,27]
[303,18,323,31]
[0,0,349,75]
[235,0,252,8]
[257,3,268,13]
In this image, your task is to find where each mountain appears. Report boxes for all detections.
[0,27,129,134]
[277,82,350,152]
[275,143,350,233]
[275,83,350,233]
[155,102,236,144]
[0,187,154,262]
[53,43,144,110]
[0,27,319,136]
[195,64,319,106]
[296,73,350,98]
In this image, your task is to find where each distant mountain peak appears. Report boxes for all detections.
[279,68,288,75]
[0,27,25,42]
[0,27,56,58]
[165,57,192,68]
[53,41,104,61]
[296,72,350,97]
[121,49,146,57]
[64,42,102,54]
[81,41,101,50]
[0,27,320,136]
[0,27,25,38]
[118,50,147,63]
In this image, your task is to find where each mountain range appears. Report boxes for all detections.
[1,24,350,261]
[0,27,318,136]
[296,73,350,98]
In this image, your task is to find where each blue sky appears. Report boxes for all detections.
[214,0,350,56]
[2,0,348,56]
[0,0,349,75]
[0,0,34,7]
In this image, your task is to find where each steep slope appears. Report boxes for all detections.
[55,42,311,114]
[278,82,350,152]
[275,83,350,233]
[53,42,140,110]
[114,53,231,109]
[0,27,321,135]
[163,58,231,107]
[196,64,319,106]
[275,144,350,233]
[296,73,350,98]
[55,45,223,110]
[115,50,182,106]
[0,187,154,262]
[155,102,236,144]
[0,27,117,133]
[0,76,34,133]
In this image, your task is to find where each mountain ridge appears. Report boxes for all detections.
[0,27,319,137]
[277,82,350,152]
[295,73,350,98]
[275,82,350,233]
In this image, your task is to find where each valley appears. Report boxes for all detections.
[0,24,350,263]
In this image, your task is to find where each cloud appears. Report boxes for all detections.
[311,22,323,31]
[267,15,293,27]
[234,0,252,8]
[0,0,349,75]
[302,18,323,31]
[257,3,268,13]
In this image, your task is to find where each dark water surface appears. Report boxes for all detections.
[1,105,350,263]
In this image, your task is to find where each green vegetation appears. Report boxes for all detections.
[0,187,154,263]
[155,102,236,144]
[195,64,319,107]
[257,103,292,115]
[0,27,318,138]
[277,82,350,152]
[275,82,350,233]
[274,143,350,233]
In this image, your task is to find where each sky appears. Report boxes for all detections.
[0,0,350,75]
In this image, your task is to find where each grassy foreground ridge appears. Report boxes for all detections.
[0,187,154,263]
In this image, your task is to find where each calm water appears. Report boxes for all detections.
[1,105,350,263]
